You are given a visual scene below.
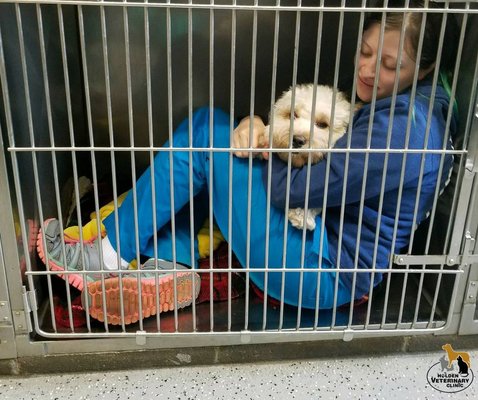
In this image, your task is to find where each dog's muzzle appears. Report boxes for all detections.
[292,136,307,149]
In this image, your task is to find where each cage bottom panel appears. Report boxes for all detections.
[32,270,455,336]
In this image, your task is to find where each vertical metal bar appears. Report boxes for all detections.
[343,0,366,329]
[406,57,444,244]
[187,0,198,332]
[72,6,95,333]
[411,32,449,327]
[244,0,259,331]
[124,1,143,329]
[432,19,478,328]
[384,98,424,323]
[364,1,410,329]
[144,0,162,332]
[300,0,342,329]
[327,0,345,329]
[442,44,478,268]
[14,4,60,333]
[428,169,478,327]
[165,0,180,331]
[349,1,390,330]
[405,10,446,328]
[78,5,109,331]
[228,0,237,332]
[420,9,468,327]
[208,0,215,332]
[395,5,431,325]
[95,3,127,331]
[261,0,281,331]
[458,52,478,157]
[36,4,77,331]
[0,22,14,151]
[462,175,478,254]
[0,11,45,335]
[312,0,327,330]
[276,0,301,331]
[98,4,122,330]
[429,7,468,254]
[295,0,310,329]
[57,4,93,332]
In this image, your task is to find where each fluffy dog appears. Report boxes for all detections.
[259,84,352,230]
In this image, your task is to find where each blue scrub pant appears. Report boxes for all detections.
[103,108,352,309]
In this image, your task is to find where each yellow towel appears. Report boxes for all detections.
[63,191,224,264]
[63,192,128,243]
[197,218,224,259]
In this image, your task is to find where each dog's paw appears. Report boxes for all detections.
[304,208,318,230]
[288,208,305,229]
[288,208,321,231]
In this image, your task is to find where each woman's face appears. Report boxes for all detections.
[356,23,428,102]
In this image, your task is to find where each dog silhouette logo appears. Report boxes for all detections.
[427,344,474,393]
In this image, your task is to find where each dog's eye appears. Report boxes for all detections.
[294,111,299,119]
[316,121,329,129]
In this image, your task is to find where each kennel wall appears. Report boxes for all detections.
[0,0,478,359]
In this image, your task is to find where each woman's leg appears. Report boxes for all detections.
[208,143,352,309]
[104,107,352,309]
[103,108,216,264]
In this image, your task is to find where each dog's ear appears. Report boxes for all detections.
[354,102,363,113]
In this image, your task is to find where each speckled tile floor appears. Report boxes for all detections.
[1,350,477,399]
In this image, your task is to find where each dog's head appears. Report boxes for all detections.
[266,84,351,167]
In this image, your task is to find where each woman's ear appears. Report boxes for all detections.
[418,63,436,80]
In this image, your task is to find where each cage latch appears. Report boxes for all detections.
[136,330,147,346]
[342,328,354,342]
[461,231,476,267]
[240,330,251,344]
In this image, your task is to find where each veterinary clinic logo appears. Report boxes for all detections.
[426,344,474,393]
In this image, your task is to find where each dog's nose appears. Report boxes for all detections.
[292,136,307,149]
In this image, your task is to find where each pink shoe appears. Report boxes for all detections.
[82,259,201,325]
[37,219,200,325]
[37,218,103,291]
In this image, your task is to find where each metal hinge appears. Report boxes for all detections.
[13,286,36,333]
[0,300,12,325]
[465,281,478,305]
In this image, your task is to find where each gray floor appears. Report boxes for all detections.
[1,350,477,399]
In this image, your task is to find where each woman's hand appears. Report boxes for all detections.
[233,116,268,158]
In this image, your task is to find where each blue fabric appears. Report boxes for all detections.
[103,107,351,309]
[265,79,456,299]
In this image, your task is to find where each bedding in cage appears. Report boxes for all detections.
[0,0,477,337]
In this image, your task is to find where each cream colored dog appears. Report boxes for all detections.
[260,84,352,230]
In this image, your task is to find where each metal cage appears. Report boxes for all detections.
[1,0,477,359]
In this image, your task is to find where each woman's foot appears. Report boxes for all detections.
[37,219,201,325]
[37,218,104,291]
[82,260,201,325]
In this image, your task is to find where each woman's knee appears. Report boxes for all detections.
[193,107,230,126]
[192,107,234,147]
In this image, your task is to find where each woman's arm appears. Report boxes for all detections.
[266,101,423,209]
